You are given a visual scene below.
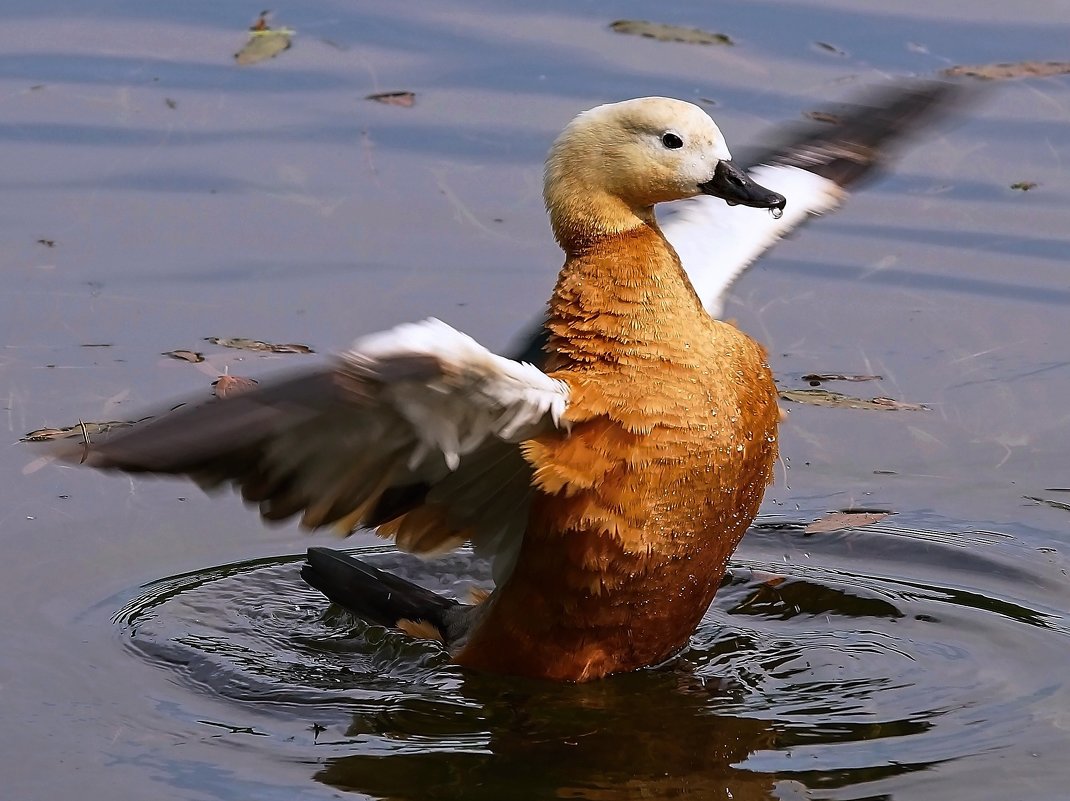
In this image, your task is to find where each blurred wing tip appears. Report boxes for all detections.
[753,78,976,191]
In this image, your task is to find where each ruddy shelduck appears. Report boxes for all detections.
[47,84,963,682]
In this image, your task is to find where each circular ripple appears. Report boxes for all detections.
[112,519,1070,799]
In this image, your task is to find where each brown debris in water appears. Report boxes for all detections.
[163,349,205,363]
[805,510,893,534]
[813,41,847,57]
[22,419,144,443]
[212,374,259,398]
[802,373,883,385]
[942,61,1070,80]
[779,388,929,411]
[609,20,734,46]
[366,91,416,108]
[803,110,843,125]
[1024,496,1070,513]
[235,12,293,66]
[205,337,314,354]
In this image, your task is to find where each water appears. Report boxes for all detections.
[2,1,1069,799]
[107,522,1070,800]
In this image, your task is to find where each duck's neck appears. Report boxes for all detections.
[547,184,659,252]
[544,220,706,371]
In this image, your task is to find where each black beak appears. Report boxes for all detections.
[698,160,787,211]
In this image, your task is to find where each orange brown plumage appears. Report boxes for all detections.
[455,222,779,680]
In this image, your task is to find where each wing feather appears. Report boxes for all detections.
[660,80,967,317]
[63,318,570,577]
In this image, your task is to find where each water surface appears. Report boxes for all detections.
[3,2,1069,799]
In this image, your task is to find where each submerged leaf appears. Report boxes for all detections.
[609,20,734,46]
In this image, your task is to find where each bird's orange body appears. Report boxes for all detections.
[456,224,779,681]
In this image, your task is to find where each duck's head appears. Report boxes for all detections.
[545,97,786,245]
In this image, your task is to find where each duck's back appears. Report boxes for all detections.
[457,225,780,680]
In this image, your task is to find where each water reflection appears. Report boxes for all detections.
[112,519,1070,800]
[318,670,781,800]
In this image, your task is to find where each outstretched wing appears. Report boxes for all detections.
[506,80,968,362]
[660,80,967,316]
[65,318,569,579]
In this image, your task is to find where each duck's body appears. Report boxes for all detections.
[459,225,778,679]
[42,86,961,682]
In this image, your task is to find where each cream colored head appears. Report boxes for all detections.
[544,97,733,245]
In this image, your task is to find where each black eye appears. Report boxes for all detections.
[661,132,683,149]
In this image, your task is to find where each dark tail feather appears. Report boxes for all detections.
[301,547,459,633]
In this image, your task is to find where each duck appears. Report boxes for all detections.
[47,83,963,682]
[58,96,784,681]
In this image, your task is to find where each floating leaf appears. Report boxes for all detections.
[869,396,930,411]
[235,30,292,65]
[22,419,145,443]
[1010,181,1038,191]
[779,388,928,411]
[366,91,416,107]
[212,374,259,398]
[805,510,893,534]
[1024,496,1070,513]
[802,373,883,384]
[609,20,734,46]
[37,238,55,247]
[813,41,846,56]
[163,349,205,363]
[235,13,294,66]
[942,61,1070,80]
[205,337,314,354]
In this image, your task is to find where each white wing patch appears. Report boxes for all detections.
[347,318,569,471]
[660,165,843,317]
